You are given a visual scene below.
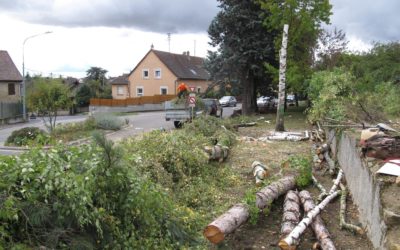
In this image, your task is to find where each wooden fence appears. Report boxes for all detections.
[0,102,23,119]
[90,95,176,107]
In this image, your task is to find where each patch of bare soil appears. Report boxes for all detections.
[213,123,373,250]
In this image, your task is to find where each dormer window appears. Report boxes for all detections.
[154,69,162,79]
[142,69,149,79]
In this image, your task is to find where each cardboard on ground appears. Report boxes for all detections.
[377,159,400,176]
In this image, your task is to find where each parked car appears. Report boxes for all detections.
[219,96,237,107]
[257,96,273,108]
[286,94,296,105]
[203,98,223,117]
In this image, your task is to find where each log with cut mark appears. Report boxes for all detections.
[281,190,301,240]
[204,176,297,244]
[299,190,336,250]
[323,151,335,175]
[278,190,340,249]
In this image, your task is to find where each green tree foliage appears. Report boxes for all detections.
[75,84,92,107]
[314,27,348,70]
[27,78,72,132]
[85,67,112,99]
[259,0,332,94]
[0,139,194,249]
[207,0,278,114]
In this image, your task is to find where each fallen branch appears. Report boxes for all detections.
[339,183,364,235]
[279,190,341,250]
[234,122,257,128]
[204,176,296,244]
[299,190,336,250]
[319,169,343,201]
[312,175,327,196]
[281,190,301,240]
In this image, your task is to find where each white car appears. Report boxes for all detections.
[219,96,237,107]
[257,96,277,108]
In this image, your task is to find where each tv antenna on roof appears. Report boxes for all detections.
[167,32,172,52]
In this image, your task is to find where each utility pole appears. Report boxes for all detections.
[22,31,52,121]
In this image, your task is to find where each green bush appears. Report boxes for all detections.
[5,127,50,146]
[0,138,195,249]
[93,113,125,130]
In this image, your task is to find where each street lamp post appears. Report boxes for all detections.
[22,31,52,121]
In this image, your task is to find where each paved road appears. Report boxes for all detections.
[0,105,239,155]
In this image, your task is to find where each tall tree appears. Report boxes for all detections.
[314,27,348,70]
[85,67,109,98]
[86,66,108,83]
[259,0,332,95]
[207,0,277,114]
[276,24,289,131]
[27,78,72,132]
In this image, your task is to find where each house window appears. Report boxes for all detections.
[154,69,162,79]
[197,87,201,93]
[142,69,149,79]
[8,83,15,95]
[160,86,168,95]
[117,86,124,95]
[136,87,144,97]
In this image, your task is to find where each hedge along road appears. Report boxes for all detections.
[0,106,239,155]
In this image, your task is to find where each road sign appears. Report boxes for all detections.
[189,86,196,92]
[188,93,196,107]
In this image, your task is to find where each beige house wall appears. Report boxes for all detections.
[0,82,21,102]
[111,85,129,99]
[129,51,177,97]
[128,51,210,97]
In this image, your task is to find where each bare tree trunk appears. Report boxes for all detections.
[299,191,336,250]
[204,176,296,244]
[275,24,289,132]
[279,190,340,249]
[281,190,301,240]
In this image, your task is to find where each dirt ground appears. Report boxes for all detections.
[212,113,373,250]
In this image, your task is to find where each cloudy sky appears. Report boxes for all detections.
[0,0,398,78]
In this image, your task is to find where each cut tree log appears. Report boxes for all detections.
[279,190,340,250]
[256,175,297,210]
[252,161,270,186]
[299,190,336,250]
[316,144,330,155]
[339,183,364,235]
[281,190,301,241]
[203,144,229,163]
[204,175,296,244]
[323,151,335,175]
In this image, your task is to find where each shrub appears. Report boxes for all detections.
[5,127,50,146]
[92,113,125,130]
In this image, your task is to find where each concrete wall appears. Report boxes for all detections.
[89,103,164,114]
[332,131,387,249]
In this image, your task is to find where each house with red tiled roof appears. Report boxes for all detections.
[0,50,23,102]
[111,74,130,99]
[124,48,210,98]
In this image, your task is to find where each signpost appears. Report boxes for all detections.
[188,93,196,120]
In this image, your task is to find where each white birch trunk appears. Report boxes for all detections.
[275,24,289,132]
[299,191,336,250]
[279,190,340,249]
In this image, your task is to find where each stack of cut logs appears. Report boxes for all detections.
[203,125,364,249]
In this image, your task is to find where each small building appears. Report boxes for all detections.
[111,74,130,99]
[0,50,22,102]
[127,48,211,97]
